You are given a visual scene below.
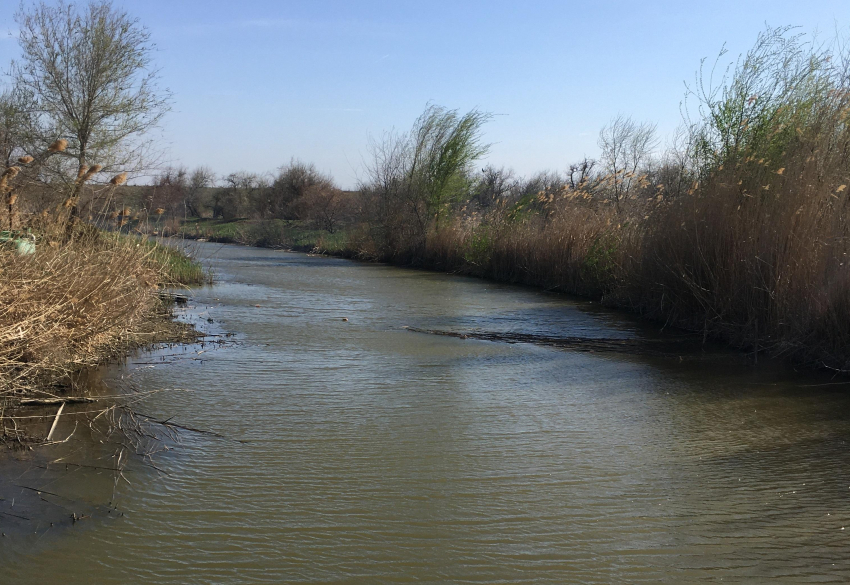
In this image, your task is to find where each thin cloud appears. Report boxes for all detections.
[158,22,220,37]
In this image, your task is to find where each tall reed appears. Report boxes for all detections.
[351,27,850,370]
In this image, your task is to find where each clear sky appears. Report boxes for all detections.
[1,1,850,188]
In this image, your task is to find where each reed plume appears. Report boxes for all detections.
[110,172,127,186]
[48,139,68,152]
[80,164,102,183]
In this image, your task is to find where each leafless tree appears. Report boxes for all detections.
[145,166,187,216]
[598,114,658,211]
[215,172,266,220]
[265,160,335,220]
[655,125,698,200]
[472,166,515,208]
[185,166,216,217]
[567,158,597,190]
[301,185,350,233]
[0,89,29,168]
[12,1,171,201]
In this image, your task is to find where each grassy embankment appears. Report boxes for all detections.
[178,217,350,253]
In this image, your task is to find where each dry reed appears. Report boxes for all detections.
[0,233,174,397]
[348,28,850,370]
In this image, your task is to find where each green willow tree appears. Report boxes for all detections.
[409,104,492,223]
[363,104,492,254]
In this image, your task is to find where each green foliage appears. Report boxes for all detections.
[689,26,838,178]
[410,105,492,217]
[178,218,352,253]
[462,228,492,267]
[140,237,207,285]
[13,0,171,175]
[581,235,619,286]
[360,103,492,255]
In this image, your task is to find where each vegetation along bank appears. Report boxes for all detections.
[106,27,850,373]
[0,1,204,446]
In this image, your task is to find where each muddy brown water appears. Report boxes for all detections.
[3,241,850,583]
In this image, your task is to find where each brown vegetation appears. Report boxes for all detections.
[1,144,204,443]
[0,231,184,396]
[332,28,850,371]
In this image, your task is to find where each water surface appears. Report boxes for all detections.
[2,242,850,583]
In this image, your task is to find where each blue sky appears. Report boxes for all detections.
[1,1,850,187]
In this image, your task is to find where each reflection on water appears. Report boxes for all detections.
[3,242,850,583]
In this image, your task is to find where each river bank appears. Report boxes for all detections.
[0,231,207,448]
[173,215,850,375]
[134,29,850,375]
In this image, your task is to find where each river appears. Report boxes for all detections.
[2,241,850,583]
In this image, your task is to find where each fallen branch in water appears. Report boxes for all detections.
[19,397,96,405]
[134,412,248,443]
[45,402,65,441]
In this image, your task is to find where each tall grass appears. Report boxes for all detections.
[351,27,850,370]
[0,232,184,395]
[2,184,206,398]
[612,28,850,366]
[142,236,207,285]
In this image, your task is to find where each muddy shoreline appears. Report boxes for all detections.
[1,301,202,450]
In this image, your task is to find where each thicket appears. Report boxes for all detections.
[139,160,352,233]
[344,27,850,370]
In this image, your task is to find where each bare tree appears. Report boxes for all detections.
[472,165,515,208]
[568,158,597,190]
[598,114,658,211]
[655,125,698,200]
[12,0,171,210]
[215,172,266,220]
[301,185,350,233]
[145,166,187,217]
[263,160,335,220]
[185,166,215,218]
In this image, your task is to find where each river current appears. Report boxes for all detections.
[2,242,850,583]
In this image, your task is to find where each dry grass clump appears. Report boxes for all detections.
[419,202,619,297]
[0,233,172,396]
